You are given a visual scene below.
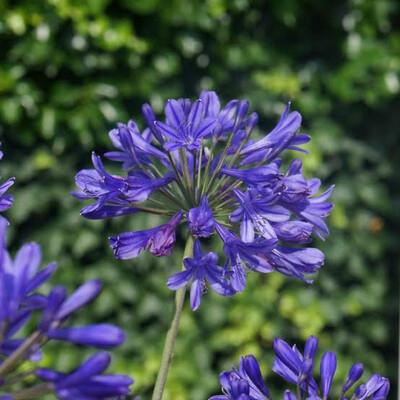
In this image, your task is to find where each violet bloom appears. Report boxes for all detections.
[155,99,217,151]
[109,211,183,259]
[72,152,173,219]
[209,355,270,400]
[35,352,133,399]
[272,336,389,399]
[167,239,234,310]
[272,337,318,392]
[105,120,167,169]
[0,218,56,361]
[0,218,133,398]
[240,103,309,164]
[211,335,389,400]
[187,194,214,237]
[37,279,124,348]
[74,90,333,301]
[279,159,334,240]
[0,179,14,213]
[215,222,277,291]
[268,245,324,283]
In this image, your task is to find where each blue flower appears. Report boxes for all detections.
[109,211,183,258]
[46,324,125,348]
[0,219,56,340]
[278,160,334,240]
[72,152,173,219]
[211,335,389,399]
[220,164,279,189]
[0,143,133,398]
[209,355,270,400]
[155,99,217,151]
[272,336,389,399]
[268,245,324,283]
[35,352,133,399]
[240,103,309,164]
[0,218,134,398]
[282,390,297,400]
[215,222,277,291]
[105,120,167,168]
[199,90,239,137]
[167,239,234,310]
[74,91,333,303]
[0,179,14,213]
[232,188,278,240]
[320,351,336,397]
[272,336,318,392]
[187,195,214,237]
[341,362,364,393]
[37,280,124,349]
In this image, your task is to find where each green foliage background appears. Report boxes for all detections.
[0,0,398,398]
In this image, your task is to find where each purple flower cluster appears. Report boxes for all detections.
[210,335,389,400]
[0,218,133,398]
[73,91,333,309]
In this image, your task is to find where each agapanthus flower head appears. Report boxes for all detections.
[210,335,389,399]
[0,220,133,399]
[74,90,333,308]
[0,218,56,360]
[271,335,389,400]
[209,354,271,400]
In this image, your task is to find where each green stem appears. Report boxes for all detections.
[209,180,243,208]
[200,142,216,196]
[207,127,251,200]
[147,197,172,208]
[147,164,186,208]
[0,320,8,344]
[192,150,197,202]
[2,368,36,387]
[11,383,52,399]
[0,331,41,379]
[151,236,194,400]
[128,203,174,215]
[196,146,203,202]
[204,133,235,195]
[178,148,194,205]
[296,384,302,400]
[166,153,191,207]
[213,219,233,228]
[225,120,253,169]
[159,188,187,210]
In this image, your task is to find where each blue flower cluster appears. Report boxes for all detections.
[210,335,390,399]
[74,91,333,310]
[0,156,133,399]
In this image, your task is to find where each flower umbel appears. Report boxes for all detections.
[210,335,389,399]
[73,91,333,307]
[0,220,133,399]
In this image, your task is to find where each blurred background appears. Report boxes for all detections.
[0,0,398,398]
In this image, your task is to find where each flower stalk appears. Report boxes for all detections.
[151,235,194,400]
[0,331,42,379]
[11,383,53,399]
